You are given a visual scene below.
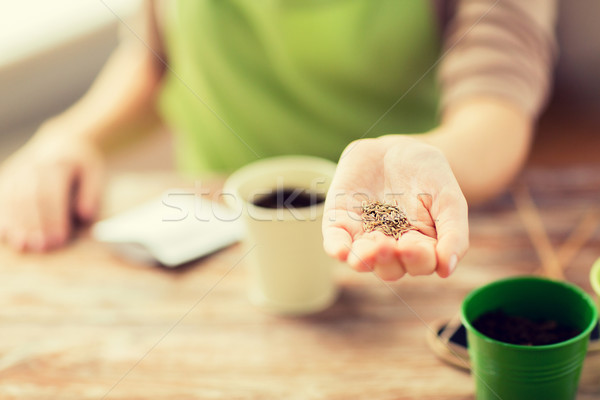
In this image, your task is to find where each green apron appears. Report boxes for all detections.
[158,0,440,173]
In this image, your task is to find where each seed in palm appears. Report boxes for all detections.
[361,200,416,239]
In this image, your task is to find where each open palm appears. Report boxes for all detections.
[322,136,469,280]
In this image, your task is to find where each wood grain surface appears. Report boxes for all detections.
[0,166,598,400]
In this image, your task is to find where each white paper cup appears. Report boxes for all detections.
[223,155,338,315]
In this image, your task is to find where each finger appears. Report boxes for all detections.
[347,231,397,272]
[0,176,24,251]
[3,181,30,252]
[323,226,352,261]
[432,190,469,278]
[395,230,437,276]
[372,246,405,281]
[347,236,377,272]
[373,264,405,281]
[76,154,103,222]
[25,182,48,252]
[322,207,363,261]
[9,174,45,252]
[7,229,27,252]
[36,168,72,250]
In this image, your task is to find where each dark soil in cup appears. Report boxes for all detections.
[252,188,325,209]
[472,309,581,346]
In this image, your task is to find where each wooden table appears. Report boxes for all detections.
[0,166,598,400]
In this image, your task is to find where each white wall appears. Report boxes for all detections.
[0,0,141,158]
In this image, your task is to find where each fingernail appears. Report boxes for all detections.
[448,254,458,275]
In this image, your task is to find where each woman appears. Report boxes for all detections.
[0,0,557,280]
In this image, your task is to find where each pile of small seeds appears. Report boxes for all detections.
[361,200,416,239]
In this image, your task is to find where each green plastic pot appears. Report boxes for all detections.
[461,276,598,400]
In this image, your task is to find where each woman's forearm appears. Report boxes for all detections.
[422,97,534,204]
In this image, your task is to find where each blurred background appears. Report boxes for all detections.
[0,0,598,168]
[0,0,159,168]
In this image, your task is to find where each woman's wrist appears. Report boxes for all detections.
[431,98,533,203]
[379,97,534,204]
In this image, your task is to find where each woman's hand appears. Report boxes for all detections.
[322,135,469,280]
[0,128,104,252]
[0,14,164,253]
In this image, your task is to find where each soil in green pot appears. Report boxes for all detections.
[472,309,581,346]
